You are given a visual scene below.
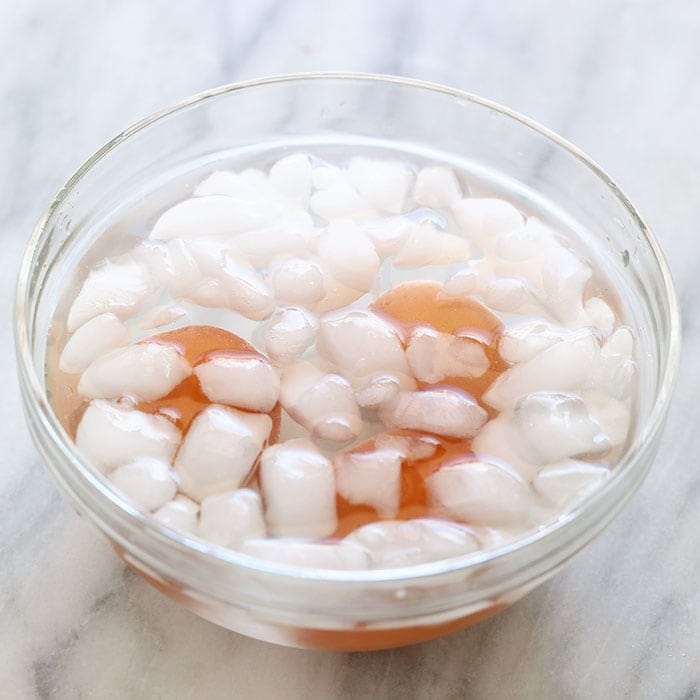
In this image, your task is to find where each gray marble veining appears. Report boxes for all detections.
[1,1,698,698]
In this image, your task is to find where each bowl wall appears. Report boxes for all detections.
[15,75,680,650]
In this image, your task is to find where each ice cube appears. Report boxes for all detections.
[137,303,188,331]
[344,518,480,568]
[496,219,553,261]
[241,539,370,570]
[604,326,634,356]
[164,239,203,298]
[187,279,230,309]
[153,495,199,534]
[78,342,191,401]
[76,400,181,473]
[452,197,524,250]
[456,217,577,316]
[347,157,414,213]
[405,327,489,383]
[482,277,534,313]
[471,415,534,480]
[67,257,153,332]
[374,432,441,462]
[131,240,171,288]
[185,235,241,276]
[583,391,632,447]
[584,297,616,335]
[195,170,271,200]
[174,236,275,318]
[413,166,463,209]
[444,266,481,296]
[151,195,275,240]
[269,153,312,206]
[427,460,541,528]
[309,169,377,221]
[587,327,637,399]
[316,221,380,292]
[316,309,409,380]
[312,165,344,190]
[534,460,610,508]
[334,447,403,518]
[279,362,363,442]
[194,354,280,412]
[354,372,416,409]
[263,307,319,366]
[59,313,129,374]
[393,223,470,267]
[541,246,592,323]
[214,253,274,320]
[514,392,611,464]
[109,457,177,511]
[484,329,599,411]
[498,319,569,364]
[174,405,271,502]
[472,257,543,309]
[198,488,266,547]
[260,438,337,537]
[241,168,312,217]
[379,387,487,439]
[309,188,374,221]
[590,356,637,401]
[232,220,315,268]
[269,257,325,305]
[312,276,369,313]
[362,217,413,256]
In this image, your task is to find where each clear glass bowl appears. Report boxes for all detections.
[15,74,680,651]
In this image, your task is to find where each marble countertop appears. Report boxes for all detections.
[2,1,698,697]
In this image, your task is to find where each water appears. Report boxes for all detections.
[45,144,640,569]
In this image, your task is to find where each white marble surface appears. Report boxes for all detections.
[1,1,698,697]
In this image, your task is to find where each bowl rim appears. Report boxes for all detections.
[15,72,682,585]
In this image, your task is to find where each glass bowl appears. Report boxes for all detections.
[15,74,680,651]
